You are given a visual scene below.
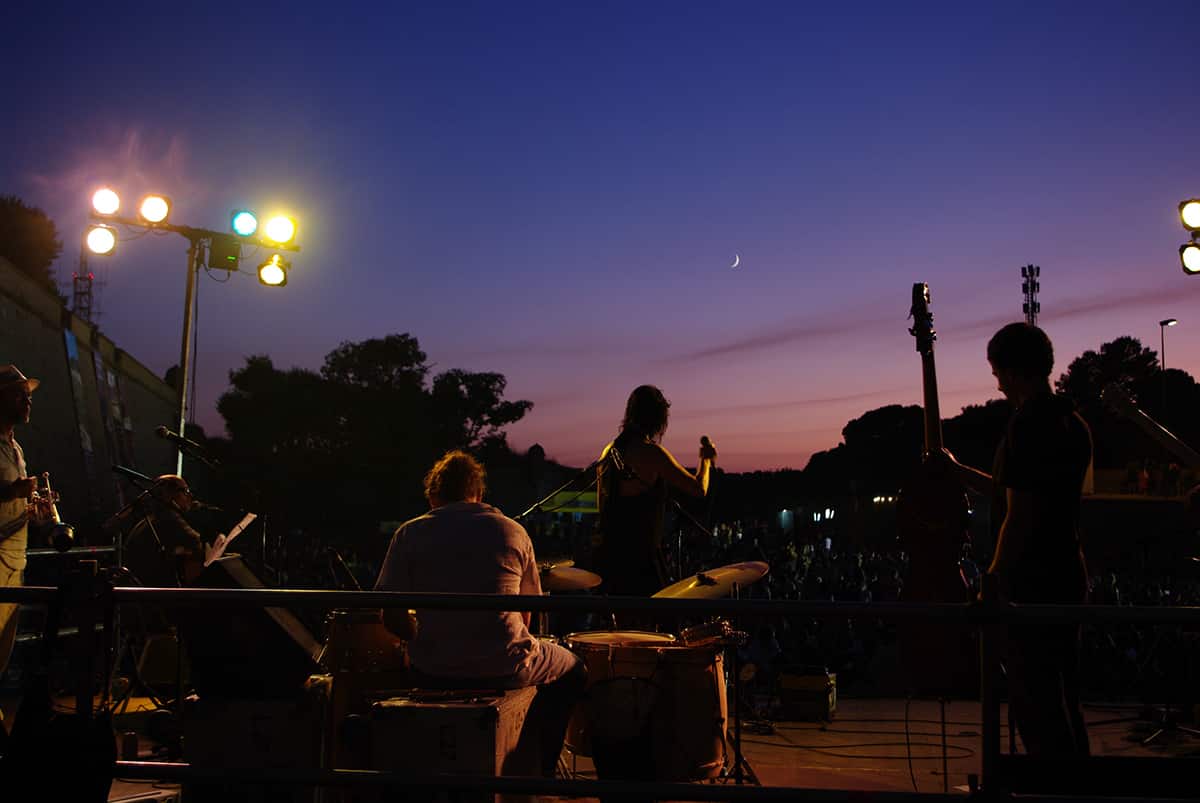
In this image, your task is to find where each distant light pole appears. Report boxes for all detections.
[1160,317,1178,410]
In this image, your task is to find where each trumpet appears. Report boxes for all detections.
[29,472,74,552]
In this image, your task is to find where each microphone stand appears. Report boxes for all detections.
[514,456,605,521]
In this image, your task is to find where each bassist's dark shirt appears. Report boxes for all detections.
[991,391,1091,603]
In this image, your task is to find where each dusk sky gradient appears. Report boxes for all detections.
[4,2,1200,471]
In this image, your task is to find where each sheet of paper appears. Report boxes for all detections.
[203,512,257,566]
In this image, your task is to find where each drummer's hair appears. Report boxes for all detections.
[620,385,670,442]
[987,322,1054,380]
[424,450,487,506]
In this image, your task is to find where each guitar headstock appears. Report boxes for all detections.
[909,282,936,355]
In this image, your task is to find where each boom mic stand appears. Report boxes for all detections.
[514,456,605,521]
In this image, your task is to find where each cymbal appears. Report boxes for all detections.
[538,557,575,572]
[652,561,769,599]
[541,566,602,592]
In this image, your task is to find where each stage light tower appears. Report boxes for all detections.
[83,187,302,474]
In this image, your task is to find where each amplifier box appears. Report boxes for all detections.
[777,671,837,721]
[368,686,539,803]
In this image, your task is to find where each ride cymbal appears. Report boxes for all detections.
[652,561,769,599]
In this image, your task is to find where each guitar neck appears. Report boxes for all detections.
[921,350,944,453]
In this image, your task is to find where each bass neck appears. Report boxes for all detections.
[921,348,944,454]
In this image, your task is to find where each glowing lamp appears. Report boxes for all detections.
[231,210,258,237]
[139,194,171,224]
[91,188,120,216]
[1181,200,1200,231]
[258,254,289,287]
[1181,243,1200,275]
[85,224,117,256]
[263,215,296,244]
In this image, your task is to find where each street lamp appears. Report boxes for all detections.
[1160,318,1178,411]
[83,186,302,474]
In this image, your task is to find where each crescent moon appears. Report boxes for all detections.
[730,253,740,268]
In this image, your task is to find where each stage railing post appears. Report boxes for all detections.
[979,572,1003,798]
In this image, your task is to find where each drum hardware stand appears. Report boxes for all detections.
[722,581,760,786]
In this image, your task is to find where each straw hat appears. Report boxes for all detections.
[0,365,40,394]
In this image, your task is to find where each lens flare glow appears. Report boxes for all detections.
[91,188,120,216]
[264,215,296,244]
[85,225,117,255]
[139,195,171,224]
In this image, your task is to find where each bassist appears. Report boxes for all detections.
[942,322,1091,758]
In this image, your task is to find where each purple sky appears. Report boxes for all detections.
[4,2,1200,471]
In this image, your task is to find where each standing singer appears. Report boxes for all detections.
[595,385,717,615]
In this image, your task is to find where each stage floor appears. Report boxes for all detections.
[87,696,1200,800]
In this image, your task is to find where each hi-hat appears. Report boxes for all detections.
[652,561,769,599]
[541,567,602,592]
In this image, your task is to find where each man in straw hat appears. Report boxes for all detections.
[0,366,39,691]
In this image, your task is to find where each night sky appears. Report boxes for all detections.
[4,2,1200,472]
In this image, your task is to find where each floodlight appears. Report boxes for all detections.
[1181,243,1200,275]
[139,194,171,224]
[1181,200,1200,231]
[85,224,117,256]
[263,215,296,244]
[231,210,258,237]
[91,188,120,216]
[258,254,289,286]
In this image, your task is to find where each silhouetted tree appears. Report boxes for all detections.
[211,335,532,540]
[1056,336,1159,405]
[0,195,63,298]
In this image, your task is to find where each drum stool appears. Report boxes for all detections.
[368,686,540,803]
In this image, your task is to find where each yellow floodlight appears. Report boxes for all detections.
[91,188,120,216]
[263,215,296,244]
[1181,243,1200,275]
[85,224,117,256]
[139,194,172,224]
[258,254,289,287]
[1181,200,1200,232]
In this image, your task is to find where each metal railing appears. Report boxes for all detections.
[1,574,1198,801]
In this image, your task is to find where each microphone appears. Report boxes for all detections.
[189,501,224,513]
[155,426,205,450]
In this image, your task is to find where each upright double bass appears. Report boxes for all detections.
[895,283,975,697]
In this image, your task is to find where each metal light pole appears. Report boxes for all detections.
[1160,318,1177,412]
[176,239,201,474]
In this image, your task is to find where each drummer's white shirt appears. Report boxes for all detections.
[375,500,545,679]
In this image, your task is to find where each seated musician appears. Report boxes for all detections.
[123,474,204,590]
[375,450,585,777]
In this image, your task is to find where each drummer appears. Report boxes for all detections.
[596,385,717,627]
[375,450,585,777]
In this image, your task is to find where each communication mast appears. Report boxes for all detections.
[1021,264,1040,326]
